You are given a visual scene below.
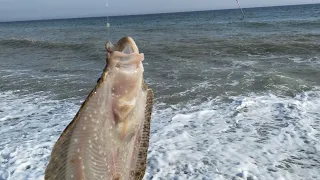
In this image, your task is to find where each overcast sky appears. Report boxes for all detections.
[0,0,318,22]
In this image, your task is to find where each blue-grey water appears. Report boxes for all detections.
[0,4,320,180]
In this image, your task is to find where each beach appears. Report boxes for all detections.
[0,4,320,180]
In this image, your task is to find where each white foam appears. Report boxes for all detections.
[0,91,78,180]
[1,90,319,180]
[179,81,211,96]
[146,91,320,180]
[288,57,303,63]
[288,56,320,65]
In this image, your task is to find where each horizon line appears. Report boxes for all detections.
[0,3,318,23]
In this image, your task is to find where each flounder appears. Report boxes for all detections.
[45,37,154,180]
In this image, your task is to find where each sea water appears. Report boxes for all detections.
[0,4,320,180]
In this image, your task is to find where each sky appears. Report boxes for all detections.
[0,0,318,22]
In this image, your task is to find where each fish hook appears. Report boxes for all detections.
[236,0,245,20]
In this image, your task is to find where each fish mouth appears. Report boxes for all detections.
[106,37,144,71]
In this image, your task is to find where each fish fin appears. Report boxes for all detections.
[130,83,154,180]
[44,100,84,179]
[44,71,109,180]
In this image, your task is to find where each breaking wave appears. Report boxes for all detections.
[147,90,320,180]
[0,38,94,52]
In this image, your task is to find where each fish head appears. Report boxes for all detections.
[105,37,144,72]
[104,37,146,118]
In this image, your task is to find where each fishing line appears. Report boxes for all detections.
[236,0,245,20]
[105,0,110,35]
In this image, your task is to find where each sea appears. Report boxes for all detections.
[0,3,320,180]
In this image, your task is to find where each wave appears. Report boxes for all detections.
[1,87,319,179]
[242,21,273,28]
[41,68,92,74]
[163,36,320,57]
[240,42,320,55]
[238,19,320,28]
[0,91,78,179]
[0,38,95,52]
[285,19,320,27]
[147,90,320,179]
